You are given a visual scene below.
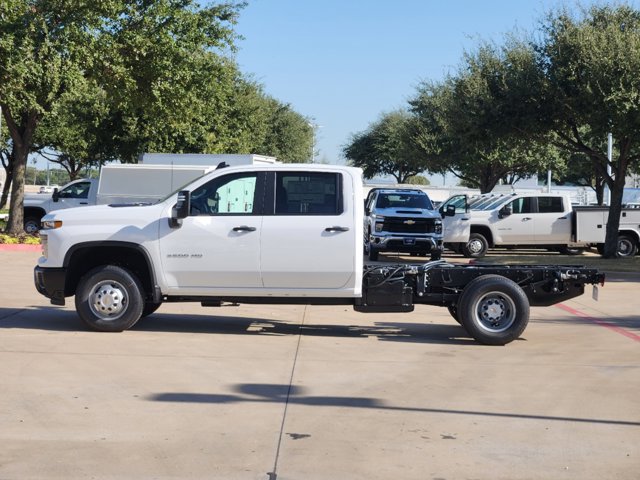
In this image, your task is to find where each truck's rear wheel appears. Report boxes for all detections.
[458,275,529,345]
[462,233,488,258]
[75,265,144,332]
[617,235,638,257]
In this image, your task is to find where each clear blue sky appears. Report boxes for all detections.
[233,0,563,171]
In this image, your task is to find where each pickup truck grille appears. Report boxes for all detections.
[382,217,438,234]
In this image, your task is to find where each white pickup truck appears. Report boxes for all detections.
[440,192,639,258]
[23,164,214,233]
[34,164,604,345]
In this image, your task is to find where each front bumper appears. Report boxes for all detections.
[34,266,67,306]
[369,234,443,253]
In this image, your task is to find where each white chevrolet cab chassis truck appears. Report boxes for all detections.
[34,164,604,345]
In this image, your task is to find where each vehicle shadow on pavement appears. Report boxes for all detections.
[0,306,81,331]
[0,306,477,345]
[133,314,477,345]
[148,383,640,427]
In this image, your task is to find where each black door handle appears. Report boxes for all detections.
[325,226,349,232]
[232,226,256,232]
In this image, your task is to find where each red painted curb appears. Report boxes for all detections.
[0,244,42,252]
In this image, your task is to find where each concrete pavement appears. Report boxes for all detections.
[1,250,638,479]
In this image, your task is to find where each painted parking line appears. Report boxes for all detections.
[556,303,640,342]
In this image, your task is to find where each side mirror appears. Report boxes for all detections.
[52,188,60,202]
[498,205,512,218]
[441,204,456,218]
[169,190,191,228]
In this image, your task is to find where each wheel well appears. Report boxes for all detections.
[64,245,155,300]
[470,225,493,247]
[619,230,640,245]
[24,207,46,220]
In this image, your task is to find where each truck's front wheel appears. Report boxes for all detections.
[462,233,488,258]
[24,216,41,234]
[457,275,529,345]
[75,265,145,332]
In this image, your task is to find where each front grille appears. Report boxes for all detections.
[382,217,437,234]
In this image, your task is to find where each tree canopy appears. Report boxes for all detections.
[343,110,440,183]
[0,1,312,232]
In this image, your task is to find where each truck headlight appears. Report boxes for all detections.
[375,222,384,232]
[435,220,442,234]
[41,220,63,230]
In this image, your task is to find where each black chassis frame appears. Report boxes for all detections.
[158,261,604,314]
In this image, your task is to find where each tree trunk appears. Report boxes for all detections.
[6,144,29,234]
[602,166,628,258]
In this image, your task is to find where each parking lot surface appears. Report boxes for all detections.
[1,250,638,479]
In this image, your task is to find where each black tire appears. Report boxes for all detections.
[430,248,443,261]
[447,305,461,324]
[141,301,162,318]
[24,216,41,234]
[596,243,605,255]
[617,235,638,257]
[75,265,145,332]
[458,275,529,345]
[368,247,379,261]
[461,233,489,258]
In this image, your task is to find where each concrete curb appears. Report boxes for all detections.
[0,244,42,252]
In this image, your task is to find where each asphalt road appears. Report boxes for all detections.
[1,250,638,480]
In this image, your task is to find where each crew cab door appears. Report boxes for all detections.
[159,171,265,289]
[493,197,535,244]
[260,171,357,290]
[532,196,573,244]
[440,194,470,242]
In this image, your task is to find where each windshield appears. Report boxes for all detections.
[158,171,211,203]
[376,192,433,210]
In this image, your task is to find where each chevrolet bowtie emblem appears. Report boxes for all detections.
[403,220,416,225]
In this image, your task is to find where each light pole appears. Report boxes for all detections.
[307,122,323,163]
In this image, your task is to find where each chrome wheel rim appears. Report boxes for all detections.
[24,221,39,234]
[617,239,633,257]
[89,280,128,321]
[468,239,484,255]
[472,291,516,333]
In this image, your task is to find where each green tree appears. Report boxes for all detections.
[504,5,640,257]
[343,110,437,183]
[406,175,430,185]
[411,44,556,193]
[0,1,244,234]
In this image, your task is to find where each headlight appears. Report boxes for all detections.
[41,220,63,230]
[375,222,384,232]
[435,220,442,234]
